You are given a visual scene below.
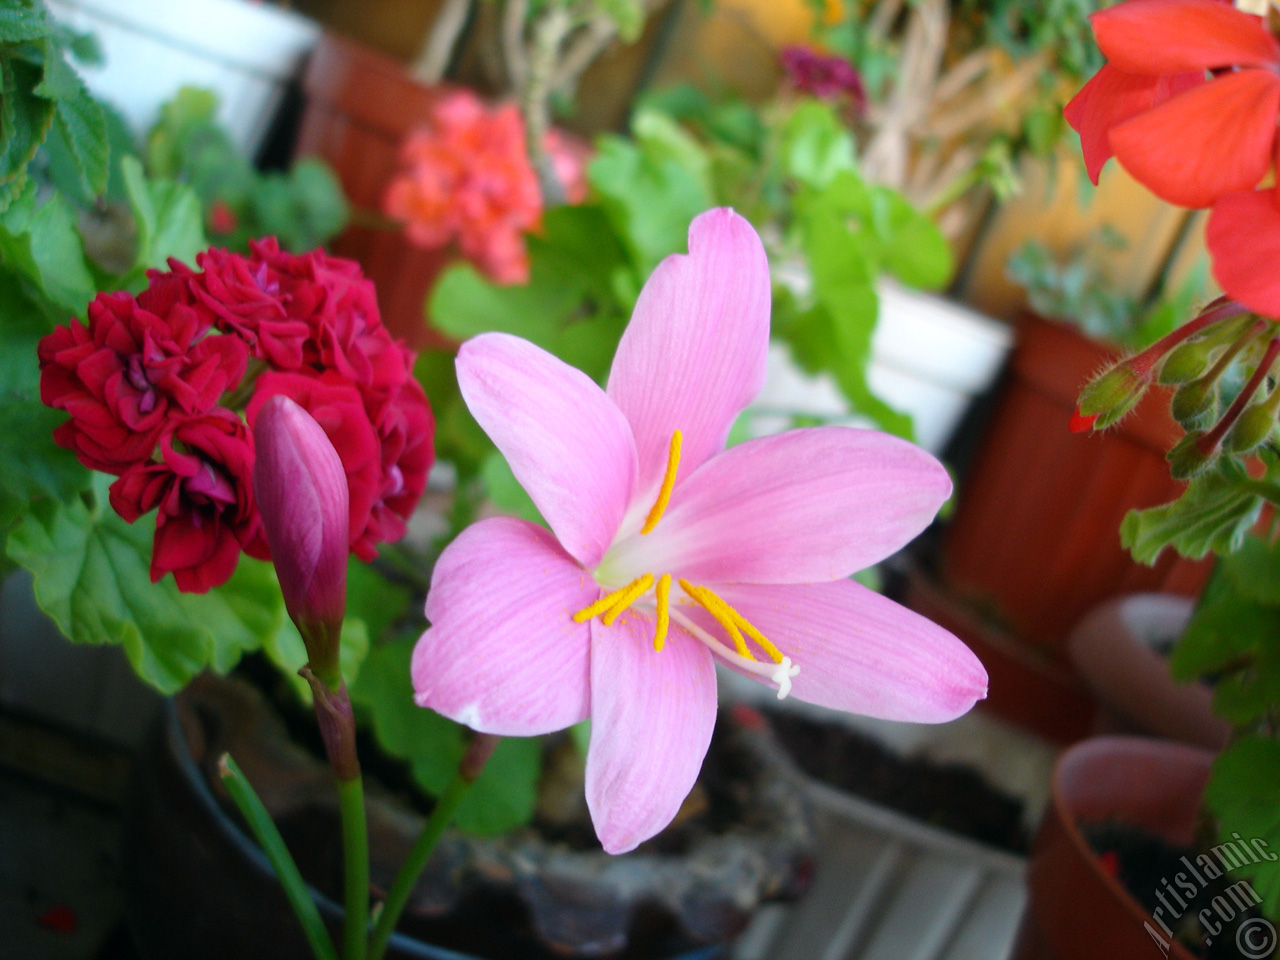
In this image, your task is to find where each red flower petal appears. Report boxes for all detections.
[36,904,77,934]
[1070,408,1099,433]
[1064,63,1203,184]
[1093,0,1279,73]
[1110,68,1280,208]
[1207,189,1280,317]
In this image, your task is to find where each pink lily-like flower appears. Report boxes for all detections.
[411,209,987,854]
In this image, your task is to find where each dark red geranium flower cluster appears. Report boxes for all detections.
[779,45,867,114]
[39,238,435,593]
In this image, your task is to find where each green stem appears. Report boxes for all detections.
[1240,478,1280,508]
[338,776,370,960]
[367,734,499,960]
[219,754,339,960]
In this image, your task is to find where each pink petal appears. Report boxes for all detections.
[1092,0,1280,73]
[1109,69,1280,208]
[585,614,717,854]
[609,426,951,585]
[606,208,771,503]
[253,395,350,637]
[412,517,597,735]
[1207,188,1280,316]
[457,333,637,568]
[715,580,987,722]
[1063,64,1203,184]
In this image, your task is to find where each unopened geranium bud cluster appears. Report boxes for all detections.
[1074,297,1280,478]
[1065,0,1280,478]
[38,238,435,593]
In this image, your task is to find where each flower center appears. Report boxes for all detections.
[571,429,800,699]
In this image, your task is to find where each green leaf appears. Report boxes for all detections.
[1121,472,1265,564]
[251,159,350,253]
[780,100,857,189]
[428,204,629,382]
[51,86,108,198]
[594,0,645,41]
[480,450,543,526]
[1222,534,1280,606]
[0,394,89,527]
[0,184,95,314]
[345,557,413,644]
[0,4,53,43]
[121,155,206,276]
[6,480,285,693]
[785,184,915,439]
[0,58,56,207]
[1172,585,1280,683]
[1205,737,1280,919]
[871,187,953,290]
[351,636,542,835]
[33,35,82,101]
[589,126,713,276]
[0,262,54,392]
[1211,644,1280,725]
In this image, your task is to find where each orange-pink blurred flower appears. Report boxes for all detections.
[383,90,590,285]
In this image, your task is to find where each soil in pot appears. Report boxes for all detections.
[763,708,1030,853]
[1083,822,1274,960]
[125,665,815,960]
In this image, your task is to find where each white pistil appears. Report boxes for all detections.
[668,607,800,700]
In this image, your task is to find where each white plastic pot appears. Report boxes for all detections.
[753,280,1013,454]
[48,0,320,151]
[870,282,1013,453]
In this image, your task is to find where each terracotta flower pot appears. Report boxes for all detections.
[294,34,455,349]
[1013,736,1211,960]
[1067,593,1230,751]
[941,315,1214,657]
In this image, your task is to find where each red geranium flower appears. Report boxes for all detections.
[362,377,435,556]
[39,287,248,474]
[780,45,867,112]
[1207,189,1280,316]
[382,90,590,285]
[189,243,314,370]
[109,410,265,593]
[1065,0,1280,209]
[302,251,411,401]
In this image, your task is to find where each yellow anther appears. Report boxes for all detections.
[601,573,654,625]
[653,574,672,651]
[720,601,786,665]
[678,579,754,661]
[641,430,682,534]
[573,587,630,623]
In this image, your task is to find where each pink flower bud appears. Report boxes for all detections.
[253,394,349,683]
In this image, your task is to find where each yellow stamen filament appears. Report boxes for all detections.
[640,430,682,534]
[573,575,651,623]
[677,579,786,665]
[653,574,672,651]
[723,605,786,665]
[678,579,753,661]
[601,573,654,625]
